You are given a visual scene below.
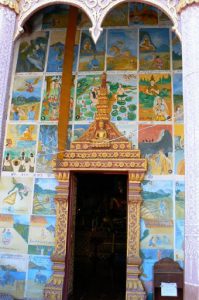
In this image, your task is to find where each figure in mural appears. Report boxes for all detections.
[146,76,159,96]
[1,229,13,245]
[7,178,30,200]
[140,35,155,51]
[153,97,169,121]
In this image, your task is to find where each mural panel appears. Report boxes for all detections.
[107,29,137,70]
[33,178,57,216]
[79,30,105,71]
[10,76,42,121]
[107,74,137,121]
[26,255,53,299]
[3,124,37,173]
[139,28,170,70]
[139,125,173,175]
[139,73,172,121]
[75,74,101,121]
[0,177,33,215]
[36,125,57,173]
[42,5,69,29]
[28,216,56,248]
[0,254,27,299]
[0,215,29,253]
[16,32,49,73]
[47,31,66,72]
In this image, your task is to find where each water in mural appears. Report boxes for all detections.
[0,254,27,299]
[1,3,185,299]
[26,255,53,298]
[107,74,137,121]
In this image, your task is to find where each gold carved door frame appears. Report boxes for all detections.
[44,73,147,300]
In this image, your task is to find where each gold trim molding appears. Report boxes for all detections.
[0,0,19,13]
[177,0,199,12]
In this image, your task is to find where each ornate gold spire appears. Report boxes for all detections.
[177,0,199,13]
[70,72,131,150]
[0,0,19,13]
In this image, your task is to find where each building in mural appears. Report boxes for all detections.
[0,1,190,300]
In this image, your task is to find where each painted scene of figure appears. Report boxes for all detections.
[75,75,101,121]
[139,73,172,121]
[129,3,158,25]
[47,31,66,72]
[36,125,57,173]
[78,30,105,71]
[3,124,37,173]
[158,10,173,26]
[107,74,137,121]
[0,177,33,215]
[0,215,29,253]
[10,76,42,121]
[41,76,61,121]
[16,32,49,72]
[26,255,52,299]
[107,29,137,70]
[139,124,173,175]
[139,28,170,70]
[175,124,184,175]
[33,178,57,215]
[172,33,182,70]
[28,216,56,247]
[102,3,128,27]
[175,181,185,220]
[0,254,27,299]
[77,11,92,28]
[141,180,173,221]
[173,73,183,122]
[42,5,69,29]
[140,218,174,250]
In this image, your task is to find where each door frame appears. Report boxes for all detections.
[44,149,147,300]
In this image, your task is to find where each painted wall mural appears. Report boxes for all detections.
[0,3,184,300]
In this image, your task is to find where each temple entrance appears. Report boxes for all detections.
[71,173,127,300]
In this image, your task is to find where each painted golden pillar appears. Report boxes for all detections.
[44,171,70,300]
[126,173,146,300]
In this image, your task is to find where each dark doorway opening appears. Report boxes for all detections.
[72,173,127,300]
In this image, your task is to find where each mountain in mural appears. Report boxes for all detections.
[34,184,56,195]
[139,129,172,156]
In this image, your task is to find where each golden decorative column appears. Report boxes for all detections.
[44,171,70,300]
[126,172,146,300]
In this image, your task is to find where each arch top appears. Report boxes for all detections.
[15,0,181,42]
